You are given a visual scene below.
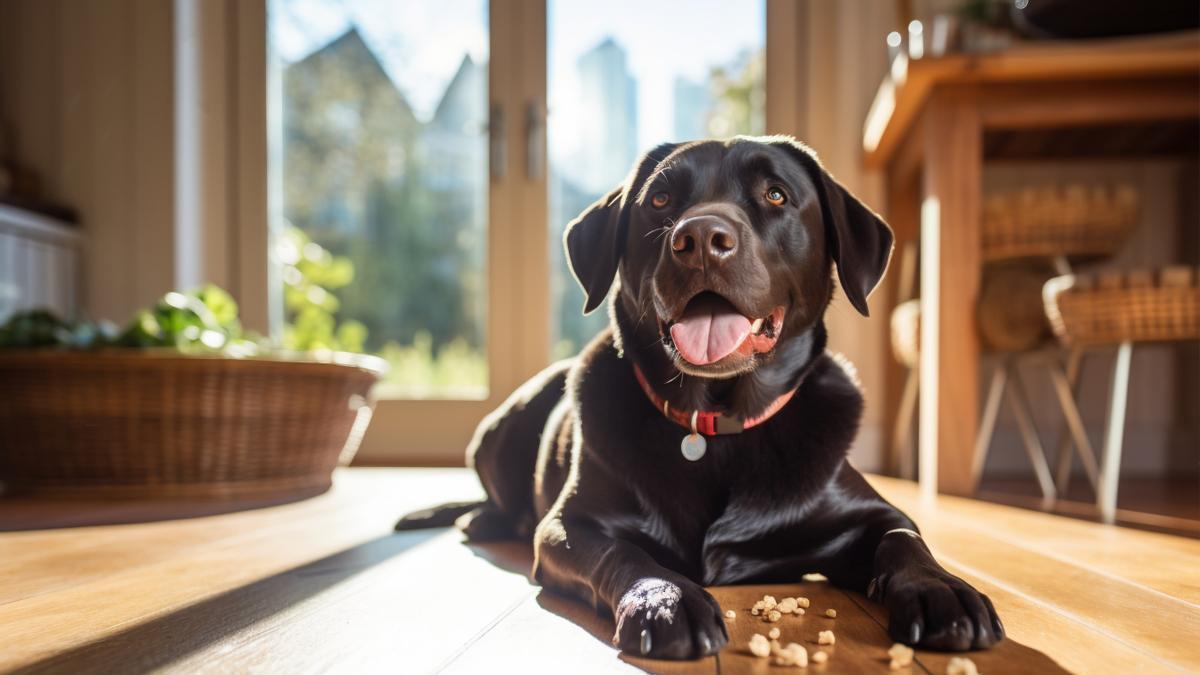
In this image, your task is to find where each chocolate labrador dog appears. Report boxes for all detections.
[396,137,1003,659]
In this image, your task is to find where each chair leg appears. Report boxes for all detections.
[1006,362,1058,506]
[1098,341,1133,525]
[893,366,919,481]
[972,359,1009,492]
[1049,348,1100,493]
[1052,348,1081,492]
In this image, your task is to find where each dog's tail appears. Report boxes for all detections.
[394,500,485,531]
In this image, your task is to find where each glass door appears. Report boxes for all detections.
[270,0,491,400]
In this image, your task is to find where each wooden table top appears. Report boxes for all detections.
[862,31,1200,169]
[2,468,1198,674]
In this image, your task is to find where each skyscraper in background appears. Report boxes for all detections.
[573,38,638,193]
[673,76,712,141]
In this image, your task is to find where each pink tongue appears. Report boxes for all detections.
[669,295,752,366]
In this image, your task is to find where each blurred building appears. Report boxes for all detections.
[282,27,419,242]
[573,38,638,193]
[673,76,712,141]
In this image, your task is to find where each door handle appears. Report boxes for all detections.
[489,103,506,181]
[525,100,546,181]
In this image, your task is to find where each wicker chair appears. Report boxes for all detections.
[1042,266,1200,523]
[889,184,1139,500]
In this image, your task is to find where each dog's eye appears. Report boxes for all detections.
[650,192,670,209]
[765,187,787,206]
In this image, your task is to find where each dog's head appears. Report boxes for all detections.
[565,137,892,380]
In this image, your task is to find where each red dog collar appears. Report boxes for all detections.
[633,363,797,436]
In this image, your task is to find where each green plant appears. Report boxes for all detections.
[278,225,368,352]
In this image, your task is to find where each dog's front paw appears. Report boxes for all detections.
[613,577,728,659]
[877,568,1004,651]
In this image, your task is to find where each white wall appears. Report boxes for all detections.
[0,0,176,324]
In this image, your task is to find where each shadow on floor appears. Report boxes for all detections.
[10,530,439,675]
[465,540,534,577]
[0,488,329,531]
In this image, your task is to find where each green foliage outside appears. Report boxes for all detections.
[281,30,488,397]
[279,225,367,353]
[280,224,485,396]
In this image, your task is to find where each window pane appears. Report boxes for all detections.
[269,0,489,399]
[547,0,766,359]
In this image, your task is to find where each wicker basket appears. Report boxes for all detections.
[982,184,1139,263]
[0,350,385,499]
[1043,267,1200,347]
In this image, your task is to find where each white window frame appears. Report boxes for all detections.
[230,0,804,465]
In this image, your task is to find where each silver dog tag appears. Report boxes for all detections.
[680,433,707,461]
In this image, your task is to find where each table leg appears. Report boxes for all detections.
[918,90,982,497]
[883,169,920,478]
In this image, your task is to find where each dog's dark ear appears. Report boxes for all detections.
[776,138,894,317]
[564,142,681,314]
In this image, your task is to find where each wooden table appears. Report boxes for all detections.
[2,468,1199,673]
[862,32,1200,497]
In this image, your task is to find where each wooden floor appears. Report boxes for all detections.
[2,469,1198,674]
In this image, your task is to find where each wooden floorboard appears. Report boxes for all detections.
[2,468,1199,674]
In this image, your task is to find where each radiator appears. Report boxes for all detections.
[0,204,81,323]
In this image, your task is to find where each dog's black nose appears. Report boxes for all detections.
[670,216,739,270]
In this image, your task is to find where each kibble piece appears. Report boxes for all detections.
[724,609,736,620]
[824,608,837,618]
[778,597,798,614]
[768,627,781,640]
[796,597,811,609]
[773,642,808,668]
[812,650,828,664]
[767,609,782,622]
[818,630,835,645]
[763,595,778,611]
[946,656,978,675]
[796,607,805,615]
[888,643,914,667]
[748,633,771,658]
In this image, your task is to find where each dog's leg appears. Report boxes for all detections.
[869,526,1003,651]
[823,470,1004,651]
[533,514,729,660]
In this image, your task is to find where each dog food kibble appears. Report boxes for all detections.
[773,642,808,668]
[767,609,782,622]
[796,597,811,609]
[763,595,778,611]
[768,627,781,640]
[825,608,837,618]
[888,643,915,669]
[817,630,835,645]
[749,633,772,658]
[812,650,828,664]
[778,597,799,614]
[946,657,978,675]
[725,609,736,620]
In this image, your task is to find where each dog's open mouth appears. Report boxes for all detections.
[663,292,785,367]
